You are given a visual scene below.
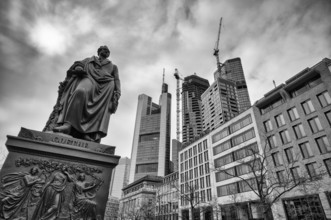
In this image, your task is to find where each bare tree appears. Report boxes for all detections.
[213,141,327,220]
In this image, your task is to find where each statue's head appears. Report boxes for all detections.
[30,167,39,175]
[78,173,86,181]
[97,45,110,58]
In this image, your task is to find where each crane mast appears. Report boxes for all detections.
[174,68,182,142]
[213,17,223,74]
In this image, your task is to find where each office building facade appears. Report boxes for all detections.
[129,83,171,182]
[254,58,331,220]
[182,75,209,143]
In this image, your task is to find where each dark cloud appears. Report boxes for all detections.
[0,0,330,162]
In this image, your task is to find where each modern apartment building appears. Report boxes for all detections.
[254,58,331,220]
[214,58,251,113]
[201,77,239,132]
[178,135,213,220]
[129,83,171,182]
[182,74,209,144]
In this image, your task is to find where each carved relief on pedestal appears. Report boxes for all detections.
[0,158,104,220]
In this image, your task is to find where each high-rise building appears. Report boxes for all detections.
[129,83,171,182]
[201,77,239,131]
[214,58,251,113]
[109,157,131,199]
[182,74,209,144]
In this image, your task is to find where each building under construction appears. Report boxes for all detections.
[181,74,209,144]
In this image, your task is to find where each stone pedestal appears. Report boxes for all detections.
[0,128,120,220]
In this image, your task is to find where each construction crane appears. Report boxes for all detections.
[213,17,223,74]
[174,68,183,142]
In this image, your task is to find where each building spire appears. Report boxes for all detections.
[162,68,168,93]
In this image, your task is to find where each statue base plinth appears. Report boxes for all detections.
[0,128,120,220]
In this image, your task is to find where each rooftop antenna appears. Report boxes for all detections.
[273,80,276,88]
[163,68,165,84]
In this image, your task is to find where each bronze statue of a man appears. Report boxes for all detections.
[44,46,120,142]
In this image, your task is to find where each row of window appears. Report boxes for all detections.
[180,140,208,162]
[261,87,330,115]
[180,175,211,194]
[217,178,257,197]
[212,115,252,144]
[271,136,331,168]
[277,158,331,184]
[213,128,256,155]
[180,163,210,183]
[214,143,259,168]
[180,151,209,172]
[180,188,212,206]
[264,91,331,132]
[215,159,261,182]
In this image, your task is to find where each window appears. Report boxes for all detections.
[217,183,238,197]
[280,130,291,144]
[293,124,306,139]
[199,165,204,175]
[306,162,318,179]
[205,162,210,174]
[277,170,285,184]
[199,153,203,163]
[291,167,300,182]
[299,142,313,158]
[324,158,331,176]
[236,163,252,176]
[288,107,299,121]
[275,114,285,127]
[308,117,323,133]
[233,143,258,160]
[206,175,211,187]
[213,140,231,155]
[232,129,255,146]
[193,156,197,166]
[272,152,283,167]
[264,120,273,132]
[198,143,202,153]
[316,136,331,153]
[200,177,205,189]
[301,100,315,115]
[268,135,278,149]
[230,115,252,133]
[193,145,197,155]
[214,154,233,168]
[212,128,229,143]
[326,111,331,126]
[203,140,208,150]
[283,195,326,220]
[207,189,212,201]
[200,190,206,202]
[204,151,209,161]
[285,147,295,163]
[317,91,331,107]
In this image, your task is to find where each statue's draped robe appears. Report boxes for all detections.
[0,173,40,219]
[57,56,120,140]
[32,172,67,220]
[71,181,97,219]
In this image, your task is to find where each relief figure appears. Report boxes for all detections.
[0,167,44,220]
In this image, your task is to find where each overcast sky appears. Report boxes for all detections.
[1,0,330,162]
